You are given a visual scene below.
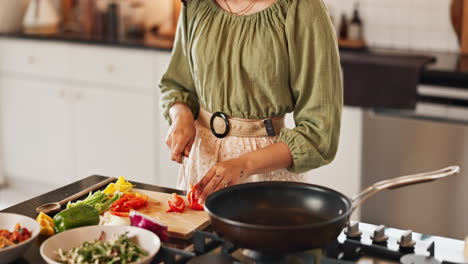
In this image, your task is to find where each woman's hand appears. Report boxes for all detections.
[195,142,294,204]
[195,157,249,204]
[166,103,196,163]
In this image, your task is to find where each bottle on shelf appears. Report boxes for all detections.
[23,0,60,35]
[349,2,363,41]
[339,14,348,40]
[106,2,119,41]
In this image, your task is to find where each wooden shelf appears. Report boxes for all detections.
[338,39,367,50]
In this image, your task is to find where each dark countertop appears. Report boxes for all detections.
[1,175,186,264]
[364,48,468,89]
[421,52,468,88]
[2,32,468,125]
[0,32,173,52]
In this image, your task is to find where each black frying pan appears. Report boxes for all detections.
[204,166,460,252]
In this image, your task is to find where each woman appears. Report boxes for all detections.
[159,0,342,204]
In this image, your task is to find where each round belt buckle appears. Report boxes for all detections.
[210,112,230,138]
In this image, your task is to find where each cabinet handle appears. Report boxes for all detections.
[74,91,83,101]
[27,56,36,65]
[57,90,83,101]
[58,89,66,98]
[107,64,116,73]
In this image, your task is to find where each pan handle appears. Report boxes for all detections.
[351,166,460,212]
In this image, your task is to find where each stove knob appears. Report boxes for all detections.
[371,225,389,245]
[345,221,362,240]
[399,230,416,253]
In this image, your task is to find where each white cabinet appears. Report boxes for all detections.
[70,46,155,90]
[0,39,71,79]
[286,107,363,219]
[286,107,363,198]
[155,111,181,188]
[304,107,362,197]
[73,86,155,184]
[0,38,365,194]
[0,38,169,187]
[0,77,74,187]
[152,52,181,188]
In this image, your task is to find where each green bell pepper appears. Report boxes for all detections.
[53,204,100,233]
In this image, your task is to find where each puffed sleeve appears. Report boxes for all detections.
[277,0,343,173]
[159,5,199,124]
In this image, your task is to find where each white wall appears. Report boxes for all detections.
[324,0,459,52]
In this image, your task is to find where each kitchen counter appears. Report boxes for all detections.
[421,53,468,88]
[340,48,468,125]
[2,33,468,125]
[0,32,173,52]
[0,175,186,264]
[2,33,468,88]
[362,48,468,89]
[2,176,466,263]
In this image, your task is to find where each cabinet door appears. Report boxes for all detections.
[0,39,71,78]
[74,87,155,184]
[0,77,74,186]
[302,107,363,196]
[70,45,155,90]
[156,114,181,188]
[153,52,181,188]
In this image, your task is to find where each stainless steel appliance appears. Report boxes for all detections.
[376,85,468,124]
[361,107,468,240]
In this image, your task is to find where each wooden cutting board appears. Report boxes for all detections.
[134,189,210,240]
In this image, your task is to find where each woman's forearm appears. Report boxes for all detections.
[239,142,293,176]
[195,142,293,203]
[169,103,194,122]
[166,103,196,163]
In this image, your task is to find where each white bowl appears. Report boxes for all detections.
[40,225,161,264]
[0,213,40,264]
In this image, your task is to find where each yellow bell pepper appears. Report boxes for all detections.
[36,212,55,236]
[103,176,135,194]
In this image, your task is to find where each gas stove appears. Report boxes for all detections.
[154,222,466,264]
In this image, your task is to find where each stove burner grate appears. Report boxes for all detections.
[156,228,447,264]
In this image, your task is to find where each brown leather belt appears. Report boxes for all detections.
[198,108,285,138]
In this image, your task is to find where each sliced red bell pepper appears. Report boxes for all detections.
[187,185,204,211]
[111,195,129,207]
[166,193,186,213]
[109,192,148,217]
[123,199,147,208]
[110,211,130,217]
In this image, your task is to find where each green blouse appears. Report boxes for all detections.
[159,0,343,173]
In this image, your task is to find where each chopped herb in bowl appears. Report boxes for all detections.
[56,232,147,264]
